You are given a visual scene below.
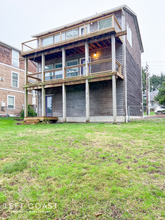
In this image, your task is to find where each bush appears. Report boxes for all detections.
[21,104,37,118]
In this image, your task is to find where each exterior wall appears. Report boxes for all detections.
[124,10,142,116]
[38,80,125,118]
[0,43,37,116]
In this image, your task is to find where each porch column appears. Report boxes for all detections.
[42,53,45,116]
[62,47,66,122]
[85,41,90,122]
[111,34,117,123]
[24,57,28,117]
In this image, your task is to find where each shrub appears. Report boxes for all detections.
[21,104,37,118]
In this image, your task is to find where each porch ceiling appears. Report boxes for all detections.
[29,37,121,63]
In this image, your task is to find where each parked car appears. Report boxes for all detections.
[154,106,165,114]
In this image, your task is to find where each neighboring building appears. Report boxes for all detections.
[0,41,37,116]
[21,4,144,123]
[150,90,159,108]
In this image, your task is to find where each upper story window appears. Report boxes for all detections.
[7,95,15,109]
[98,17,112,30]
[127,24,132,47]
[55,63,62,79]
[43,36,53,46]
[12,50,19,67]
[45,64,53,81]
[66,28,78,39]
[66,59,78,77]
[12,72,19,88]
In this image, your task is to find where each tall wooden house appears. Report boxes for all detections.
[21,5,143,123]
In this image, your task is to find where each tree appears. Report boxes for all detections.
[154,81,165,105]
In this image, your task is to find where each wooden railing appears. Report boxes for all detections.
[26,59,122,85]
[22,14,122,53]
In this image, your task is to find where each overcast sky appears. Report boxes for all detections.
[0,0,165,76]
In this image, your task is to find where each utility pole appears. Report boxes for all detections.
[148,76,150,115]
[146,63,149,115]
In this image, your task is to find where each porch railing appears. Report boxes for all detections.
[22,14,122,53]
[26,58,122,85]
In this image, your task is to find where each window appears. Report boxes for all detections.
[62,32,65,41]
[98,17,112,30]
[12,50,19,67]
[12,72,19,88]
[66,28,78,39]
[66,59,78,77]
[79,25,90,35]
[55,34,60,43]
[127,24,132,47]
[43,36,53,46]
[45,64,53,80]
[55,63,62,79]
[7,95,15,109]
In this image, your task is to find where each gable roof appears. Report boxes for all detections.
[31,4,143,53]
[0,41,21,53]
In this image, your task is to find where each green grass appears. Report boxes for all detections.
[144,111,155,115]
[0,117,165,219]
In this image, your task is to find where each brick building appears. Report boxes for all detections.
[0,41,37,116]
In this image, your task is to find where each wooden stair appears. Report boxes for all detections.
[23,119,39,125]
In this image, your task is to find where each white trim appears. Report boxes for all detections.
[80,57,91,75]
[7,95,15,110]
[11,71,19,88]
[79,24,90,35]
[0,87,32,94]
[0,62,34,74]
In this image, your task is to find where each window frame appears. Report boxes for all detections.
[80,57,91,75]
[45,64,53,81]
[66,59,79,77]
[7,95,15,110]
[12,50,19,67]
[55,62,62,79]
[79,24,90,35]
[11,71,19,88]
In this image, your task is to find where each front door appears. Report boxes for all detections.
[46,96,52,117]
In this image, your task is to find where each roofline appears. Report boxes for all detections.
[31,4,144,53]
[123,5,144,53]
[31,4,126,38]
[0,41,21,53]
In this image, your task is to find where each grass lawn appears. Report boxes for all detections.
[144,111,156,116]
[0,118,165,219]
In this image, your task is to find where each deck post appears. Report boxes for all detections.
[85,41,90,122]
[111,34,117,123]
[42,86,45,116]
[62,47,66,122]
[41,53,45,116]
[24,57,28,117]
[42,53,45,82]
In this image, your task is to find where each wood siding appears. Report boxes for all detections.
[37,79,125,117]
[126,48,142,116]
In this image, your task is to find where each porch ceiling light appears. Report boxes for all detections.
[94,51,97,57]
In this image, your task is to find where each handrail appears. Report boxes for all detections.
[22,14,122,53]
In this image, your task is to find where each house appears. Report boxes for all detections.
[0,41,37,116]
[21,4,144,123]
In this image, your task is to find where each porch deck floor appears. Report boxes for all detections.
[24,116,58,122]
